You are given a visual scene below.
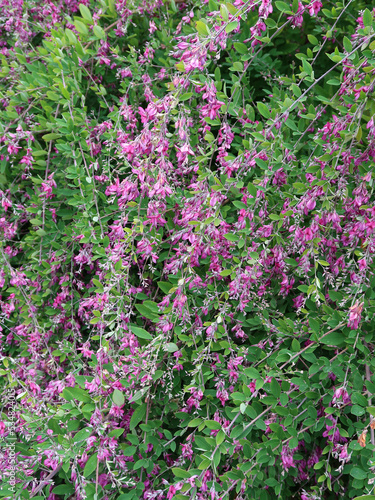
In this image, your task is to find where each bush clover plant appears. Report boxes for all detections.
[1,0,375,499]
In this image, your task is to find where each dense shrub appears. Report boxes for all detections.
[1,0,375,499]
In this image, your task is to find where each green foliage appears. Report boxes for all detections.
[1,0,375,499]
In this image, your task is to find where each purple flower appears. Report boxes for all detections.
[347,301,363,330]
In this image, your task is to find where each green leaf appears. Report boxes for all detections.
[220,269,232,277]
[83,453,98,478]
[65,28,77,45]
[112,389,125,406]
[328,290,343,302]
[226,3,237,15]
[79,4,93,22]
[247,183,258,197]
[129,403,147,430]
[352,393,367,406]
[351,405,365,416]
[220,4,229,20]
[62,387,91,403]
[143,300,159,313]
[158,281,173,294]
[233,201,247,209]
[230,425,245,439]
[130,325,153,340]
[309,318,320,334]
[0,489,17,498]
[225,21,238,34]
[213,449,221,468]
[320,331,345,346]
[75,20,88,34]
[92,278,104,291]
[244,367,261,379]
[224,233,239,242]
[269,214,281,221]
[343,36,352,53]
[353,496,375,500]
[188,418,203,427]
[234,42,247,54]
[172,468,192,478]
[164,343,179,352]
[275,1,290,11]
[270,378,281,398]
[205,420,221,430]
[47,91,60,101]
[257,102,270,119]
[93,25,106,40]
[198,458,211,470]
[291,83,301,97]
[130,387,149,403]
[196,21,210,36]
[134,458,149,470]
[42,133,61,142]
[67,420,80,432]
[216,430,225,445]
[302,58,313,77]
[123,445,137,456]
[108,428,125,438]
[52,485,74,495]
[179,92,193,101]
[107,0,116,15]
[318,260,329,267]
[350,467,367,480]
[135,304,159,321]
[291,339,300,352]
[48,418,64,435]
[74,428,91,443]
[362,9,372,27]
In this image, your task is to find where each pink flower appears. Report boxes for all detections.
[146,201,167,228]
[305,197,316,212]
[7,144,20,155]
[167,485,177,499]
[20,153,34,166]
[288,2,304,28]
[273,168,287,186]
[248,381,256,393]
[358,258,367,271]
[281,445,296,471]
[149,20,157,34]
[304,227,314,241]
[181,441,193,459]
[176,143,195,164]
[308,0,322,16]
[259,0,273,17]
[332,387,351,406]
[1,197,12,211]
[167,483,182,499]
[339,444,349,461]
[293,295,305,309]
[39,174,57,199]
[347,300,363,330]
[120,68,132,78]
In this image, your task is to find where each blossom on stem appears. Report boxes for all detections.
[347,300,363,330]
